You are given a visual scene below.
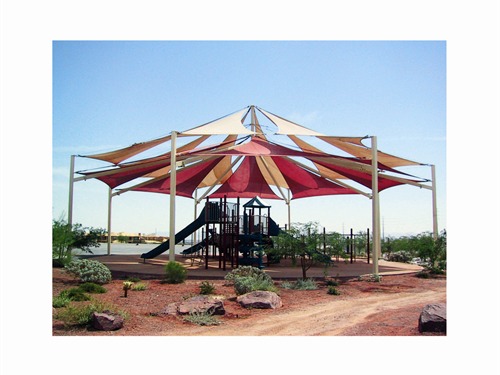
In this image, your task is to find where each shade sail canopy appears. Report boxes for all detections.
[75,105,429,201]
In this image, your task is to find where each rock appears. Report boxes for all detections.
[177,295,225,315]
[418,303,446,333]
[237,291,282,309]
[155,303,179,316]
[91,312,124,331]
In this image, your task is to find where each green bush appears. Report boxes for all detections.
[52,294,72,308]
[279,281,294,289]
[79,282,107,293]
[199,281,216,295]
[131,282,147,291]
[54,300,127,327]
[163,261,187,284]
[280,278,318,290]
[224,266,272,283]
[64,259,112,284]
[183,310,220,326]
[416,271,430,279]
[233,274,278,295]
[327,286,341,295]
[60,287,90,301]
[295,278,318,290]
[326,279,339,287]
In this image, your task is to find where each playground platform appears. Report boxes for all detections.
[79,253,423,280]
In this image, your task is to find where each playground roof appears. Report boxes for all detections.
[77,105,430,203]
[243,196,271,208]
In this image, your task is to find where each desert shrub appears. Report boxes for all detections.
[52,294,72,308]
[224,266,272,283]
[183,310,220,326]
[163,261,187,284]
[326,279,339,287]
[428,266,445,275]
[416,271,430,279]
[60,287,90,302]
[55,300,127,327]
[279,281,294,289]
[199,281,216,295]
[294,278,318,290]
[327,286,340,295]
[79,282,107,293]
[233,274,278,295]
[131,282,147,291]
[64,259,112,284]
[280,278,318,290]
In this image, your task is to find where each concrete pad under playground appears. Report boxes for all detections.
[80,254,423,280]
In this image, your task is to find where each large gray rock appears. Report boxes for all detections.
[418,303,446,333]
[237,291,282,309]
[177,295,225,315]
[91,312,124,331]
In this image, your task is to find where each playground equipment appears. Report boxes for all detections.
[140,196,281,270]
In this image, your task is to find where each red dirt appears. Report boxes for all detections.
[52,267,446,336]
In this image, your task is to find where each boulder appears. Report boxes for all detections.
[177,295,225,315]
[418,303,446,333]
[155,303,179,316]
[237,291,282,309]
[91,312,124,331]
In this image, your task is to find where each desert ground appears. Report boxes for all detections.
[52,256,446,336]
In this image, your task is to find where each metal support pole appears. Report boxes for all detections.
[205,197,209,269]
[193,189,198,245]
[287,189,291,231]
[431,164,439,240]
[371,136,380,276]
[366,228,370,264]
[350,228,353,264]
[107,187,112,255]
[68,155,75,226]
[169,131,177,262]
[323,227,326,255]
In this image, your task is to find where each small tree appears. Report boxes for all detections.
[53,218,75,264]
[417,230,447,271]
[325,231,348,262]
[52,216,105,266]
[276,222,332,279]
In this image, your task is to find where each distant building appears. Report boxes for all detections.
[99,232,168,244]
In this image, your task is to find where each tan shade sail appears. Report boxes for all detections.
[84,135,171,164]
[318,136,422,167]
[257,107,324,136]
[181,108,254,135]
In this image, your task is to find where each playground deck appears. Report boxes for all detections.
[79,253,423,280]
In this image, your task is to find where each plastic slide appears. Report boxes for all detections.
[181,241,206,255]
[140,208,207,259]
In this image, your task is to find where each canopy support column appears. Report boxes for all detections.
[68,155,75,226]
[431,164,438,240]
[107,187,112,255]
[169,131,178,262]
[193,189,198,245]
[287,189,291,231]
[371,136,380,276]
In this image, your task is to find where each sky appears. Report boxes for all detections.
[52,40,446,237]
[1,1,500,374]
